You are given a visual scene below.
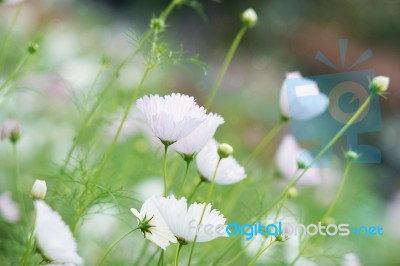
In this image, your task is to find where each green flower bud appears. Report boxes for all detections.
[218,143,233,158]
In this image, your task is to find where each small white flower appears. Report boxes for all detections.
[31,179,47,200]
[1,119,21,142]
[151,195,228,242]
[196,139,246,185]
[371,76,389,94]
[34,200,83,265]
[130,196,177,250]
[0,192,20,223]
[171,113,224,158]
[279,71,328,120]
[241,8,258,27]
[136,93,207,144]
[275,135,321,186]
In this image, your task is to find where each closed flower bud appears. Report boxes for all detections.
[1,120,21,143]
[287,187,298,198]
[218,143,233,158]
[370,76,389,95]
[27,42,39,54]
[296,159,307,169]
[241,8,258,27]
[31,179,47,200]
[345,150,360,162]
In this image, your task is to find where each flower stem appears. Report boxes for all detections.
[187,179,203,202]
[321,163,352,223]
[174,243,183,266]
[0,54,30,92]
[256,95,372,221]
[163,144,170,197]
[248,240,275,266]
[0,1,24,74]
[98,227,139,265]
[205,26,248,109]
[188,158,222,266]
[245,121,284,167]
[178,160,191,196]
[21,223,35,266]
[157,250,164,266]
[12,143,26,220]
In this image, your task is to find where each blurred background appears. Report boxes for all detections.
[0,0,399,265]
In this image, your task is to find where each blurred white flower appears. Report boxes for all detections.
[1,0,24,5]
[342,253,361,266]
[130,196,177,250]
[136,93,207,144]
[1,119,20,142]
[196,139,246,185]
[134,177,164,201]
[279,71,328,120]
[151,195,228,243]
[241,8,258,27]
[171,113,224,158]
[275,135,321,186]
[0,192,20,223]
[31,179,47,200]
[34,200,83,265]
[385,191,400,238]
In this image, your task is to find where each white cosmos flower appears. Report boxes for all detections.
[279,71,328,120]
[196,139,246,185]
[0,192,20,223]
[275,135,321,186]
[136,93,207,144]
[34,200,83,265]
[171,113,224,158]
[130,196,177,250]
[151,195,227,242]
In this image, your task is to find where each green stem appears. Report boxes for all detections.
[0,1,24,74]
[245,121,284,167]
[157,250,164,266]
[248,240,275,266]
[98,227,139,265]
[12,144,26,220]
[163,144,169,197]
[0,54,29,92]
[160,1,177,20]
[178,160,191,196]
[187,179,202,202]
[256,95,372,221]
[205,26,248,109]
[321,163,352,222]
[21,223,35,266]
[174,243,183,266]
[188,158,222,266]
[133,241,149,265]
[222,240,253,266]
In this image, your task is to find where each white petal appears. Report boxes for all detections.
[34,200,83,265]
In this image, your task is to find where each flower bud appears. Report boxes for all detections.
[296,159,307,170]
[345,150,360,162]
[150,18,166,32]
[287,187,298,198]
[241,8,258,27]
[1,120,21,143]
[27,43,39,54]
[370,76,389,95]
[31,179,47,200]
[218,143,233,158]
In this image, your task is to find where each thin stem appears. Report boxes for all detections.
[157,250,164,266]
[178,160,191,196]
[188,158,222,266]
[321,163,352,223]
[0,1,24,74]
[0,55,29,92]
[21,223,35,266]
[205,26,248,109]
[163,144,169,196]
[98,227,139,265]
[248,240,275,266]
[12,144,26,220]
[256,95,372,221]
[160,1,177,20]
[174,243,183,266]
[222,240,253,266]
[245,121,284,167]
[187,179,202,202]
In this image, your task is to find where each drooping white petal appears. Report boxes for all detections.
[279,71,328,120]
[196,139,246,185]
[34,200,83,265]
[171,113,224,156]
[0,192,20,223]
[130,196,177,250]
[151,195,228,242]
[136,93,207,143]
[275,135,321,186]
